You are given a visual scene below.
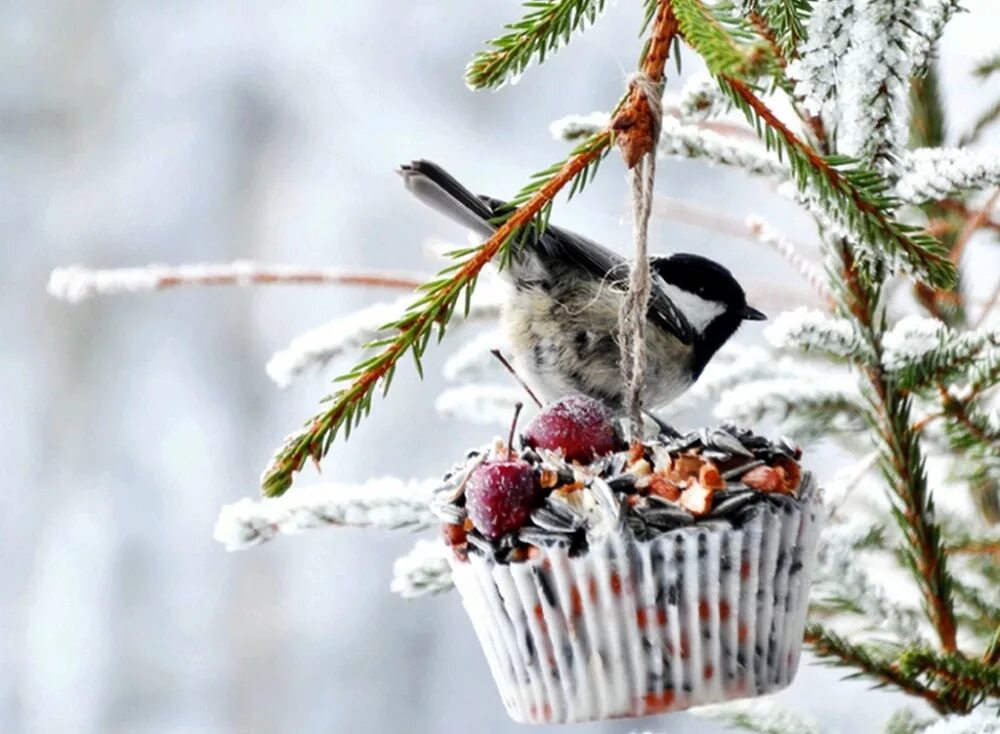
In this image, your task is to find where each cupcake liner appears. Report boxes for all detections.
[449,474,823,724]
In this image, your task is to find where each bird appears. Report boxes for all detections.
[398,159,766,413]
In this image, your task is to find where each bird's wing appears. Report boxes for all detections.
[520,215,695,346]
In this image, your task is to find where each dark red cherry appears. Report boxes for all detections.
[465,460,539,539]
[522,394,621,463]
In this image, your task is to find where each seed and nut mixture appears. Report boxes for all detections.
[433,423,805,563]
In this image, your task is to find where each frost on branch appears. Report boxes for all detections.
[745,217,831,301]
[714,374,865,442]
[267,287,504,387]
[435,385,525,425]
[442,329,505,382]
[765,307,874,363]
[692,699,825,734]
[213,477,439,551]
[786,0,857,127]
[894,148,1000,205]
[882,316,1000,390]
[678,71,729,121]
[390,539,454,599]
[549,111,610,141]
[813,522,925,643]
[920,710,1000,734]
[910,0,965,77]
[657,116,786,178]
[838,0,918,171]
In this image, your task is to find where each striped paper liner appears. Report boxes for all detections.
[449,475,822,724]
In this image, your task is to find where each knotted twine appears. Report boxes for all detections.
[618,71,665,441]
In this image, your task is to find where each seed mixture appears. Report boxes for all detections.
[433,423,807,563]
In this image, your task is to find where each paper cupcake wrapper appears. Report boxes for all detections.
[449,476,822,724]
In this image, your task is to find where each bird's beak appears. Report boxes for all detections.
[741,305,767,321]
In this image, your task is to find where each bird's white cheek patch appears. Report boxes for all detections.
[659,283,726,333]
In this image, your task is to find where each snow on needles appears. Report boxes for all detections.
[213,477,439,551]
[787,0,857,126]
[895,147,1000,204]
[390,539,454,599]
[765,307,874,363]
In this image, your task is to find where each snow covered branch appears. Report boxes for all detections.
[213,477,439,551]
[266,287,504,387]
[745,216,831,301]
[691,699,825,734]
[434,384,525,425]
[390,539,454,599]
[882,316,1000,390]
[765,307,875,363]
[895,148,1000,205]
[47,262,424,303]
[787,0,857,127]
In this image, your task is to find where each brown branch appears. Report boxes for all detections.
[937,198,1000,235]
[611,1,679,168]
[950,188,1000,266]
[804,628,955,714]
[946,541,1000,556]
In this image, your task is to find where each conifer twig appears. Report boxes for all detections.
[719,76,956,288]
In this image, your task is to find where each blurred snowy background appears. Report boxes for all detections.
[3,2,998,733]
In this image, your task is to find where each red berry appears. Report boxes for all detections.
[465,460,539,539]
[522,395,621,463]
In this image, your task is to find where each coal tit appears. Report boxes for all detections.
[399,160,766,411]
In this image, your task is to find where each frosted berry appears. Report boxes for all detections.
[523,394,621,463]
[465,460,539,539]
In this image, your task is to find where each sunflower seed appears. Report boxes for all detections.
[642,507,695,528]
[607,474,637,493]
[646,494,680,508]
[708,429,754,458]
[722,459,765,480]
[543,498,586,526]
[701,449,731,462]
[710,490,761,518]
[434,503,467,524]
[519,527,574,547]
[530,507,577,532]
[778,436,802,459]
[466,532,496,557]
[590,477,622,524]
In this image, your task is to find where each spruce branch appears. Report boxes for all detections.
[692,699,825,734]
[750,0,810,58]
[804,625,962,714]
[213,478,439,551]
[895,149,1000,205]
[911,0,966,78]
[897,648,1000,710]
[266,290,504,388]
[764,307,875,363]
[719,76,956,288]
[837,0,917,173]
[881,316,1000,391]
[786,0,857,124]
[745,216,832,301]
[48,262,425,303]
[259,132,613,496]
[832,244,959,655]
[957,97,1000,148]
[973,53,1000,80]
[671,0,761,76]
[465,0,608,90]
[390,539,454,599]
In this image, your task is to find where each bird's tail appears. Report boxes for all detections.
[398,160,503,238]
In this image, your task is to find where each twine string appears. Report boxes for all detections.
[619,71,665,440]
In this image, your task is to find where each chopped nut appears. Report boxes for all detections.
[648,474,681,501]
[679,483,713,516]
[442,522,467,547]
[699,464,725,490]
[630,458,653,478]
[774,457,802,494]
[742,465,783,493]
[539,468,559,489]
[668,454,703,483]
